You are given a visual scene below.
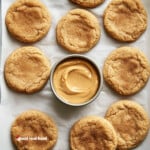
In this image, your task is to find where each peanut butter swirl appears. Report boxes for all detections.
[53,58,100,104]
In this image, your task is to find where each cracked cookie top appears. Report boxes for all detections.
[5,0,51,43]
[11,110,58,150]
[104,0,147,42]
[4,46,51,93]
[56,9,100,53]
[70,0,104,8]
[105,100,150,150]
[103,47,150,95]
[70,116,117,150]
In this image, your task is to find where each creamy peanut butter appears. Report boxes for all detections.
[53,58,100,104]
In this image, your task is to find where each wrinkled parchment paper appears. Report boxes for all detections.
[0,0,150,149]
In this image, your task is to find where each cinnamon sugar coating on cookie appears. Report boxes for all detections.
[103,47,150,95]
[70,116,117,150]
[56,9,100,53]
[6,0,51,43]
[104,0,147,42]
[4,46,51,93]
[70,0,104,8]
[105,100,150,150]
[11,110,58,150]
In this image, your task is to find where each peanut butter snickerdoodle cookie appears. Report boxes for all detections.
[56,9,100,53]
[4,46,50,93]
[104,0,147,42]
[103,47,150,95]
[70,116,117,150]
[11,110,58,150]
[105,100,150,150]
[70,0,104,8]
[6,0,51,43]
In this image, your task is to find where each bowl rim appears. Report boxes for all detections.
[50,54,103,106]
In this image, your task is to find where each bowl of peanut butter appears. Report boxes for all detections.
[50,54,103,106]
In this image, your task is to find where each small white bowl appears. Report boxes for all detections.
[50,54,103,106]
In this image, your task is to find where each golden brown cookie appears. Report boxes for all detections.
[5,0,51,43]
[4,46,51,93]
[11,110,58,150]
[105,100,150,150]
[70,116,117,150]
[56,9,100,53]
[103,47,150,95]
[70,0,104,8]
[104,0,147,42]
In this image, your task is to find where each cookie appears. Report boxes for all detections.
[105,100,150,150]
[70,0,104,8]
[11,110,58,150]
[104,0,147,42]
[56,9,100,53]
[70,116,117,150]
[4,46,51,93]
[103,47,150,95]
[5,0,51,43]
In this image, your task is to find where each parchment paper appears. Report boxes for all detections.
[0,0,150,149]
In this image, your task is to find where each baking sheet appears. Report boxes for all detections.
[0,0,150,149]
